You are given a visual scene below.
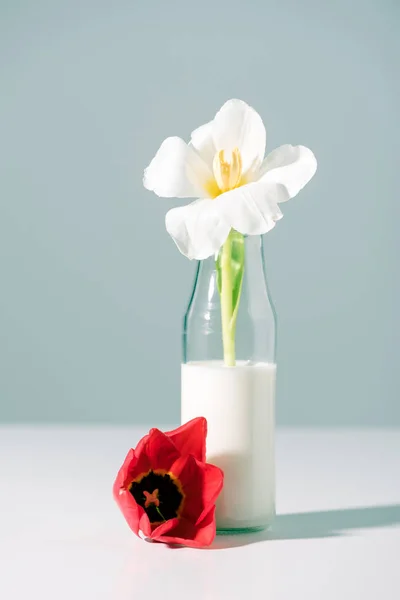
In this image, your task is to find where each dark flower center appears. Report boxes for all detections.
[130,470,184,524]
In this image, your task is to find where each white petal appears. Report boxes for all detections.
[190,121,216,169]
[165,199,230,260]
[143,137,213,198]
[212,99,266,174]
[214,182,288,235]
[258,145,317,201]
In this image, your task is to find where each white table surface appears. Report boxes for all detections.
[1,426,399,600]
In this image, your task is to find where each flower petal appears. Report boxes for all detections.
[258,144,317,200]
[169,454,224,525]
[151,506,217,548]
[165,198,230,260]
[113,448,137,497]
[112,447,150,496]
[214,181,287,235]
[114,487,144,535]
[133,433,150,460]
[149,516,179,539]
[144,428,181,472]
[143,137,213,198]
[212,99,266,174]
[165,417,207,462]
[190,121,216,169]
[138,511,152,538]
[113,449,149,537]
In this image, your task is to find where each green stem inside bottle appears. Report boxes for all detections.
[216,230,245,367]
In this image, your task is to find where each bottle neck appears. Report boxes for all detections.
[183,234,276,365]
[196,234,266,279]
[191,233,272,327]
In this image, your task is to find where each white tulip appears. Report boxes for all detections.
[144,99,317,260]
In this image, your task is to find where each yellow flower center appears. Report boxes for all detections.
[203,148,247,199]
[213,148,243,193]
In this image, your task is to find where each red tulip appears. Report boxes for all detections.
[113,417,224,548]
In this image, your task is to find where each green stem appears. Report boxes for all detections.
[156,506,166,521]
[221,232,236,366]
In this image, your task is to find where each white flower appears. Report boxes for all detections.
[143,99,317,260]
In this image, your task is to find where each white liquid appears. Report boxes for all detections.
[181,361,276,530]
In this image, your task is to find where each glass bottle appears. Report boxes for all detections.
[181,233,277,532]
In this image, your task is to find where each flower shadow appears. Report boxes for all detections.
[207,504,400,550]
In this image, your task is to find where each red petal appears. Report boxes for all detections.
[150,517,180,538]
[113,448,145,536]
[151,506,217,548]
[138,511,151,538]
[114,487,144,536]
[170,454,224,524]
[133,433,150,459]
[113,448,136,499]
[195,461,224,525]
[165,417,207,462]
[144,428,181,471]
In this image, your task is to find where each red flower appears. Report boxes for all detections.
[113,417,223,548]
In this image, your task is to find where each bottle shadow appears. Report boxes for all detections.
[208,504,400,550]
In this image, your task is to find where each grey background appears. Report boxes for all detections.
[0,0,398,426]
